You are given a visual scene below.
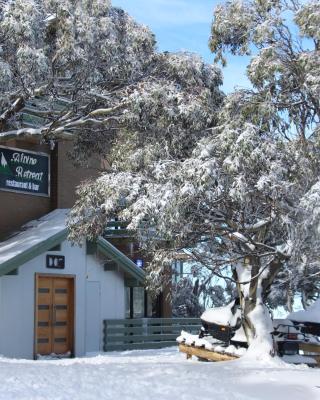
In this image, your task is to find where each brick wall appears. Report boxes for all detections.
[56,141,99,208]
[0,139,51,240]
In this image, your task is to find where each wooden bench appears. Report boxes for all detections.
[299,342,320,366]
[179,343,238,362]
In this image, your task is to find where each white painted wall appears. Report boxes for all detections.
[0,240,125,359]
[85,281,101,352]
[86,254,125,352]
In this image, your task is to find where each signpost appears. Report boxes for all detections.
[0,146,50,197]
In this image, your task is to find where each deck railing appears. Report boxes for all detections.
[103,318,201,352]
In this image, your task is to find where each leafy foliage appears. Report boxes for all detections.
[172,277,204,318]
[1,0,319,355]
[67,1,319,352]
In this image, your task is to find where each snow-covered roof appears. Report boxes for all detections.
[0,209,69,275]
[287,299,320,324]
[0,209,145,282]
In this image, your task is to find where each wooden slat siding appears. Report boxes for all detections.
[141,318,200,325]
[105,326,145,335]
[104,319,144,326]
[104,325,200,335]
[147,325,200,333]
[103,318,201,352]
[104,318,200,325]
[104,341,178,352]
[107,334,178,343]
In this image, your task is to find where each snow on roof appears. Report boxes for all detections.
[0,209,69,267]
[287,299,320,324]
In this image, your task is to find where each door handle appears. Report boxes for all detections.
[49,304,53,326]
[52,305,57,326]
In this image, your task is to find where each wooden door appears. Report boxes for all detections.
[35,275,74,358]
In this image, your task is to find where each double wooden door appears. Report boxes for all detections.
[35,275,74,358]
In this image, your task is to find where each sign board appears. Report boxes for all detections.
[0,146,50,197]
[46,255,65,269]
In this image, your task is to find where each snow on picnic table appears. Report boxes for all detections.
[0,348,319,400]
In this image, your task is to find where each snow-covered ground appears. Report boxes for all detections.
[0,348,319,400]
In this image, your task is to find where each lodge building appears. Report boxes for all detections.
[0,128,170,359]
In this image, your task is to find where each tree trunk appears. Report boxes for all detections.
[240,256,260,344]
[236,256,279,359]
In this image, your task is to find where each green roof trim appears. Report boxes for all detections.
[96,237,145,283]
[0,226,144,284]
[0,229,68,277]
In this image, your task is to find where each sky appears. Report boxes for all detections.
[112,0,251,93]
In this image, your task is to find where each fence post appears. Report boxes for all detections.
[143,318,148,340]
[103,320,107,352]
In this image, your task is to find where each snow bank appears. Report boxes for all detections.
[288,299,320,324]
[0,348,318,400]
[200,300,241,327]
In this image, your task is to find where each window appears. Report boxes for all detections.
[125,287,153,318]
[133,287,144,318]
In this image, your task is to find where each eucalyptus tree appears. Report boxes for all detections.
[0,0,223,164]
[2,0,318,358]
[207,0,320,350]
[0,0,155,149]
[67,0,319,358]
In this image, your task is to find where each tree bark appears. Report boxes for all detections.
[236,256,278,358]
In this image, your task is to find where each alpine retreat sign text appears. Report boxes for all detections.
[0,146,50,196]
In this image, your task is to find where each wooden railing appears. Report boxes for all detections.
[103,318,201,352]
[104,220,130,238]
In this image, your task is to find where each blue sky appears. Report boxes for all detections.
[112,0,251,93]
